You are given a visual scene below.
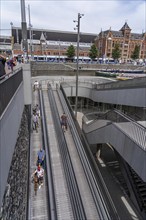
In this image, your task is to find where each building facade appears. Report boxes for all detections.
[0,36,12,57]
[95,22,146,62]
[1,23,145,63]
[11,26,97,61]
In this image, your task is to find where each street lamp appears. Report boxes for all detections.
[20,0,28,62]
[58,39,60,63]
[10,22,14,57]
[74,13,84,119]
[31,33,35,60]
[28,4,33,59]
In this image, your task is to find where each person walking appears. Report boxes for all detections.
[0,54,6,79]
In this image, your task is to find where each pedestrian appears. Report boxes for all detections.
[9,57,16,72]
[7,60,11,70]
[37,148,45,168]
[0,54,6,79]
[32,164,44,190]
[33,80,39,91]
[35,104,40,118]
[33,104,40,117]
[61,112,68,132]
[32,111,39,132]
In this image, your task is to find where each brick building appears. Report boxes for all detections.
[11,26,97,61]
[1,23,145,63]
[95,22,146,62]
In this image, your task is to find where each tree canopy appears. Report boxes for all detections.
[66,45,75,60]
[112,43,121,60]
[89,44,98,60]
[131,45,140,60]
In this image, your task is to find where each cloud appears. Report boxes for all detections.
[1,0,145,36]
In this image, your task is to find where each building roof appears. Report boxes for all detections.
[12,27,97,44]
[119,22,131,31]
[99,29,143,40]
[97,22,145,40]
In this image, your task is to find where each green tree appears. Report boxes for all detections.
[89,44,98,60]
[112,43,121,61]
[131,45,140,60]
[66,45,75,60]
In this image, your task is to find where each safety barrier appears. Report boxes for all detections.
[0,68,23,117]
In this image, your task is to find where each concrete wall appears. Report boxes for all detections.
[0,83,24,207]
[1,107,29,219]
[22,64,32,105]
[30,62,105,77]
[83,122,146,182]
[63,83,146,107]
[30,62,144,77]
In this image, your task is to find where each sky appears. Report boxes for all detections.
[1,0,146,36]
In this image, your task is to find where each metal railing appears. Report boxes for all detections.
[58,87,115,220]
[39,89,57,220]
[96,76,146,90]
[47,85,86,220]
[83,109,146,150]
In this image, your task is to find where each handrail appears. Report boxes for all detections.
[96,76,146,90]
[47,85,86,220]
[26,105,32,220]
[39,88,57,220]
[0,67,22,81]
[58,87,115,219]
[83,110,146,150]
[83,109,146,129]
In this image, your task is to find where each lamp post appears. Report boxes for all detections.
[58,39,60,63]
[28,4,33,59]
[20,0,28,62]
[10,22,14,57]
[31,33,35,60]
[74,13,84,119]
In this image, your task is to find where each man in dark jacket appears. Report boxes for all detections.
[0,54,6,79]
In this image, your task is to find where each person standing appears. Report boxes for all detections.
[0,54,6,79]
[61,112,68,131]
[32,111,39,132]
[37,148,45,168]
[35,104,40,118]
[33,80,39,91]
[32,164,44,190]
[9,57,16,72]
